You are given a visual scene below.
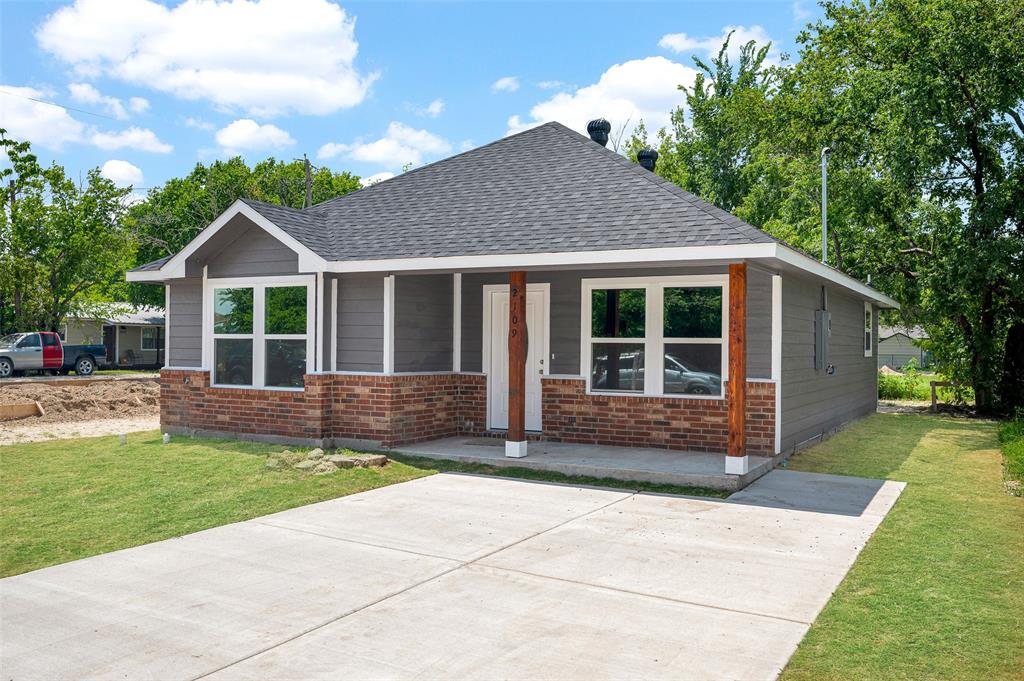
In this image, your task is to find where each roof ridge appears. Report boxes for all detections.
[548,123,776,245]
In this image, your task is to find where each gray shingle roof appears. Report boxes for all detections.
[238,121,777,262]
[130,255,172,272]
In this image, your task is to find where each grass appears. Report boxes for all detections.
[998,417,1024,495]
[0,432,725,578]
[877,369,969,403]
[781,413,1024,681]
[0,432,431,577]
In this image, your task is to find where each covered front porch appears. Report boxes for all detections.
[395,436,775,492]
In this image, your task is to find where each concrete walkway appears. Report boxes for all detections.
[0,471,904,681]
[397,436,775,490]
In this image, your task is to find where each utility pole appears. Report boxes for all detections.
[821,147,831,265]
[303,154,313,209]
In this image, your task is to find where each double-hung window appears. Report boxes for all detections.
[583,276,728,398]
[208,276,314,390]
[141,327,159,351]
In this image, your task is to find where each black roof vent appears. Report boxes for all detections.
[637,148,659,172]
[586,118,611,147]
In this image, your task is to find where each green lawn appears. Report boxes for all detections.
[781,413,1024,681]
[0,432,431,577]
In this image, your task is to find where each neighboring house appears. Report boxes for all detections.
[62,305,165,369]
[127,120,898,475]
[877,325,931,369]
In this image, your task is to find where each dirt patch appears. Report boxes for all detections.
[0,416,160,446]
[0,380,159,424]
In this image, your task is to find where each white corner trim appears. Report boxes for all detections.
[452,273,462,372]
[126,199,327,282]
[772,274,782,455]
[164,284,170,369]
[330,278,338,372]
[382,274,395,374]
[725,455,750,475]
[315,272,324,372]
[505,440,528,458]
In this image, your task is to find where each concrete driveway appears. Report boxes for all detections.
[1,470,903,681]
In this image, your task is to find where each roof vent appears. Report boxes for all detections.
[637,148,659,172]
[586,118,611,147]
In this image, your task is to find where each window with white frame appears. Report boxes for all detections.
[141,327,159,350]
[863,302,873,357]
[583,276,728,398]
[208,277,314,389]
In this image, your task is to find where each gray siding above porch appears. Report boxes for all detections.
[335,274,384,372]
[395,274,453,372]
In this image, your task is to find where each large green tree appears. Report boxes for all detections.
[0,130,134,334]
[632,0,1024,412]
[128,157,360,306]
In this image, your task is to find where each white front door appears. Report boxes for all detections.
[486,285,549,432]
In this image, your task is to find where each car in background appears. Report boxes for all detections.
[592,351,722,395]
[0,332,108,378]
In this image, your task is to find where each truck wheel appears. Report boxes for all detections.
[75,356,95,376]
[0,358,12,379]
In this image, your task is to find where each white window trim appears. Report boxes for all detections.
[864,302,874,357]
[580,274,729,400]
[204,274,316,391]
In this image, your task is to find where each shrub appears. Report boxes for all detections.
[999,417,1024,495]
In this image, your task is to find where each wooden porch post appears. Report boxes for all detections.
[727,262,749,474]
[506,271,528,458]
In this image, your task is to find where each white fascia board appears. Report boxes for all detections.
[772,244,901,309]
[125,199,327,282]
[324,243,775,273]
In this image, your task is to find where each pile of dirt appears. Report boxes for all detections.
[0,380,159,424]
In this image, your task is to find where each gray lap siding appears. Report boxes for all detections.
[780,275,876,452]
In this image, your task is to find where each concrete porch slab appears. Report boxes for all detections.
[395,436,774,491]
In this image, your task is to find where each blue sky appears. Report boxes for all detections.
[1,0,822,194]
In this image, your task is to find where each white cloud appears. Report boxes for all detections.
[0,85,85,149]
[318,121,452,169]
[100,159,144,187]
[537,80,570,91]
[359,171,394,187]
[36,0,378,118]
[421,98,444,117]
[68,82,128,119]
[90,126,173,153]
[183,116,214,131]
[506,56,698,141]
[2,84,171,152]
[658,25,778,65]
[215,119,295,153]
[128,96,149,113]
[491,76,520,93]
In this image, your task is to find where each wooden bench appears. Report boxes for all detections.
[930,380,953,412]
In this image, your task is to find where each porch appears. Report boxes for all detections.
[394,436,775,492]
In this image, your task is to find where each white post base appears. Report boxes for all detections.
[725,455,750,475]
[505,440,528,458]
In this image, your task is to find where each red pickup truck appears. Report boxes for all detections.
[0,332,108,378]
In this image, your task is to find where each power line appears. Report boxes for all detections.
[0,88,125,123]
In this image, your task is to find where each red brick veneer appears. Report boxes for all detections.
[160,369,487,447]
[541,377,775,455]
[160,370,774,453]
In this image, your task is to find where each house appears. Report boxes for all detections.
[62,305,165,368]
[127,120,898,476]
[877,325,931,369]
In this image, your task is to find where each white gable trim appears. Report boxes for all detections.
[126,200,326,282]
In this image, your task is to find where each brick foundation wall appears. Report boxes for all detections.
[160,370,775,454]
[541,377,775,455]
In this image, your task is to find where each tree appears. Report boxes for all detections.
[630,0,1024,413]
[0,129,134,334]
[127,157,360,306]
